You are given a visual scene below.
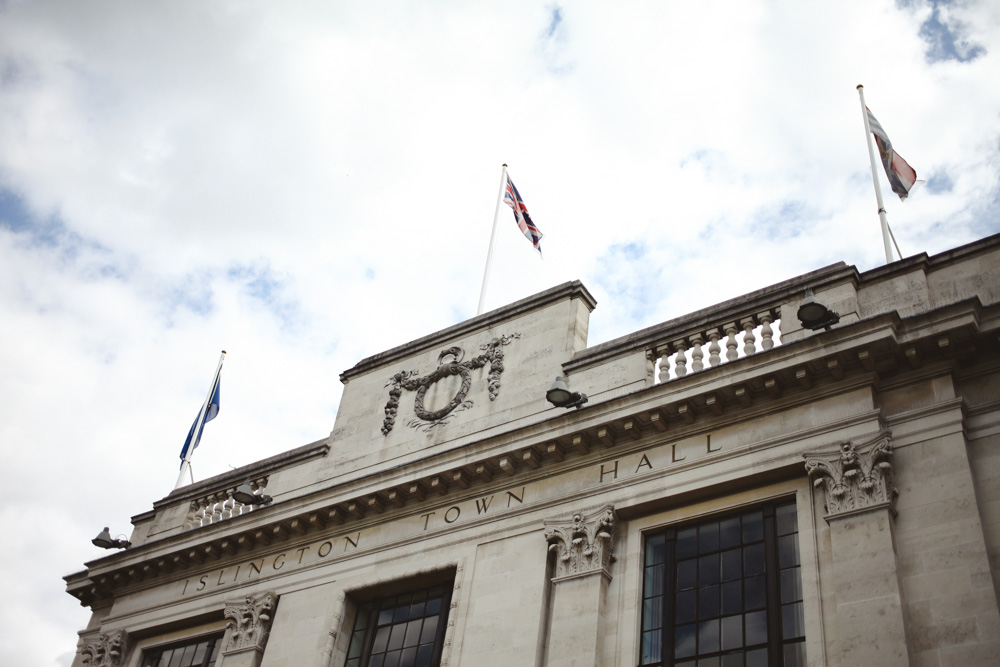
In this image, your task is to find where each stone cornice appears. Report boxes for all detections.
[65,297,999,610]
[340,281,597,383]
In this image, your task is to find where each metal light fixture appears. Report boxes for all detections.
[92,527,130,550]
[233,480,273,507]
[546,376,588,409]
[797,289,841,331]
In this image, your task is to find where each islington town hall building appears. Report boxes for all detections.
[66,234,1000,667]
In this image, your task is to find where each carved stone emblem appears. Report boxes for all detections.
[544,506,616,580]
[804,431,897,519]
[381,334,519,434]
[79,629,129,666]
[223,591,278,654]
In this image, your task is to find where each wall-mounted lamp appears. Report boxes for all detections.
[797,289,841,331]
[92,527,130,550]
[546,376,588,409]
[233,480,273,507]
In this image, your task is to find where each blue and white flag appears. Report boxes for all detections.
[179,363,222,465]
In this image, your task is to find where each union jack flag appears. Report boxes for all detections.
[866,107,918,200]
[504,175,543,255]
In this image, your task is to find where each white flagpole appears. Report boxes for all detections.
[857,85,895,265]
[477,164,508,316]
[174,350,226,490]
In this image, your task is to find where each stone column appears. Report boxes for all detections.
[542,506,616,667]
[804,431,910,666]
[218,591,278,667]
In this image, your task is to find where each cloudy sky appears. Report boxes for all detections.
[1,0,998,664]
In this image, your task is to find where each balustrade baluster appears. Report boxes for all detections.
[743,320,757,356]
[760,313,775,350]
[690,335,704,373]
[674,341,688,378]
[658,347,671,383]
[645,350,656,386]
[221,495,234,519]
[708,331,722,367]
[183,501,200,530]
[725,324,739,362]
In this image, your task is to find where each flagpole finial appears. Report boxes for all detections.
[222,350,227,354]
[502,163,507,168]
[856,84,864,90]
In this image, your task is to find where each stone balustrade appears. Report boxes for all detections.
[648,308,782,384]
[182,476,270,530]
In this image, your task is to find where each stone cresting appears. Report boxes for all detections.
[79,629,129,667]
[222,591,278,654]
[381,334,519,435]
[544,506,616,580]
[804,431,897,518]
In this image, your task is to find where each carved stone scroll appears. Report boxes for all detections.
[803,431,897,519]
[381,334,519,435]
[79,629,129,667]
[543,505,616,580]
[222,591,278,659]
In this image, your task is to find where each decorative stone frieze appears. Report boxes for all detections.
[79,629,129,666]
[544,506,616,580]
[804,431,897,519]
[223,591,278,655]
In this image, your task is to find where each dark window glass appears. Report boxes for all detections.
[639,500,806,666]
[344,583,453,667]
[141,634,223,667]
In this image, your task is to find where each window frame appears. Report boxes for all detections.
[639,498,805,667]
[343,578,455,667]
[138,631,224,667]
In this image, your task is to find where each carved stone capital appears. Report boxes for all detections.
[544,506,616,580]
[79,629,129,667]
[222,591,278,656]
[804,431,897,520]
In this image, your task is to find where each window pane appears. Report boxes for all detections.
[780,567,802,604]
[721,580,742,616]
[645,564,664,597]
[699,618,720,653]
[403,619,423,648]
[742,512,763,543]
[644,596,663,630]
[414,644,433,667]
[721,614,743,650]
[191,642,207,666]
[775,503,798,536]
[398,646,417,667]
[745,648,768,667]
[678,559,698,590]
[782,602,805,640]
[382,650,401,667]
[378,606,395,626]
[721,548,741,582]
[678,527,698,558]
[699,523,719,554]
[394,601,410,623]
[721,653,743,667]
[783,642,806,667]
[745,610,767,646]
[699,585,720,620]
[719,517,741,549]
[425,595,442,615]
[698,657,720,667]
[647,534,666,566]
[372,626,391,654]
[369,655,385,667]
[744,576,766,611]
[641,630,662,665]
[419,615,439,644]
[676,623,697,658]
[699,553,720,586]
[743,544,765,576]
[778,535,800,568]
[677,590,697,624]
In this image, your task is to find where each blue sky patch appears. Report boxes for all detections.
[902,0,987,63]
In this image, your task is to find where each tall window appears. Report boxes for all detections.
[344,583,452,667]
[640,500,805,667]
[140,633,222,667]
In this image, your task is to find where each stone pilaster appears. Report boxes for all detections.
[218,591,278,667]
[804,431,910,666]
[542,506,615,667]
[78,629,129,667]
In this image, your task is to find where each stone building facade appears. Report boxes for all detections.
[66,234,1000,667]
